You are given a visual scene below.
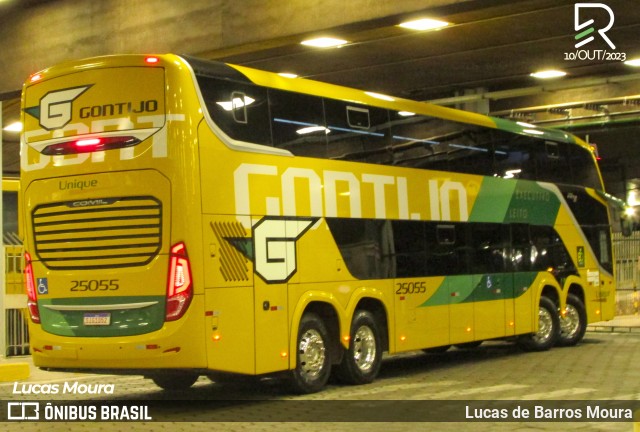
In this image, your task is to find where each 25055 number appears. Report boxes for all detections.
[395,281,426,295]
[70,279,120,291]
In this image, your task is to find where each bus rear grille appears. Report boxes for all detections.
[32,196,162,270]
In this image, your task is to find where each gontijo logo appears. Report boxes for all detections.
[24,86,92,131]
[574,3,615,49]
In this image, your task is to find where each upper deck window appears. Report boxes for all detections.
[194,69,602,191]
[197,76,271,146]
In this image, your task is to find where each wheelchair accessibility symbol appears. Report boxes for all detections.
[37,278,48,295]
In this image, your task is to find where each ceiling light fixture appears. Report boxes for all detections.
[300,37,348,48]
[531,70,567,79]
[624,58,640,67]
[3,121,22,132]
[398,18,450,31]
[530,70,567,79]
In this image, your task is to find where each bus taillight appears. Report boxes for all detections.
[166,242,193,321]
[41,136,141,155]
[24,252,41,324]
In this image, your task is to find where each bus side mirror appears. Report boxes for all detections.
[621,205,639,237]
[621,217,633,237]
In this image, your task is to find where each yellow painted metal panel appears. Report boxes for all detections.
[205,286,255,374]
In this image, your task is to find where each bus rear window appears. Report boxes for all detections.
[197,76,272,146]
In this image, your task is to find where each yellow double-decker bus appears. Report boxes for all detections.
[20,54,616,393]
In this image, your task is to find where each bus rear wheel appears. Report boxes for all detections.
[335,310,382,385]
[290,313,331,394]
[557,294,587,347]
[422,345,451,354]
[149,371,199,391]
[454,341,483,349]
[518,296,559,351]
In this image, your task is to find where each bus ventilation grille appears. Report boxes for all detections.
[31,196,162,270]
[210,221,250,282]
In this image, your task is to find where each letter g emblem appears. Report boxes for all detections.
[38,86,91,130]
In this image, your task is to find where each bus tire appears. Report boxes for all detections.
[557,294,587,347]
[335,310,382,385]
[422,345,451,354]
[208,372,260,387]
[518,296,559,351]
[149,371,198,391]
[290,313,331,394]
[454,341,483,349]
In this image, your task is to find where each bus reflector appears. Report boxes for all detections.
[41,136,141,155]
[24,251,40,324]
[145,56,160,64]
[166,242,193,321]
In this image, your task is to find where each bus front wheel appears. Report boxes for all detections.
[290,313,331,394]
[335,310,382,385]
[518,296,559,351]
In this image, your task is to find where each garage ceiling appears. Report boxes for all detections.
[3,0,640,175]
[203,0,640,101]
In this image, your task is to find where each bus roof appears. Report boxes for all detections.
[185,55,582,148]
[24,53,587,150]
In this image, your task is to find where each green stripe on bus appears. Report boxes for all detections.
[491,117,573,143]
[38,296,166,337]
[469,177,517,223]
[420,272,537,308]
[470,179,560,225]
[504,181,561,225]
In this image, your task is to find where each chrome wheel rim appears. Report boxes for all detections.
[561,304,581,339]
[533,306,554,344]
[353,325,376,372]
[298,329,326,380]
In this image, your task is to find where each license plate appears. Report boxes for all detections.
[83,312,111,326]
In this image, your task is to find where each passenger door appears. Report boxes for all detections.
[468,224,510,341]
